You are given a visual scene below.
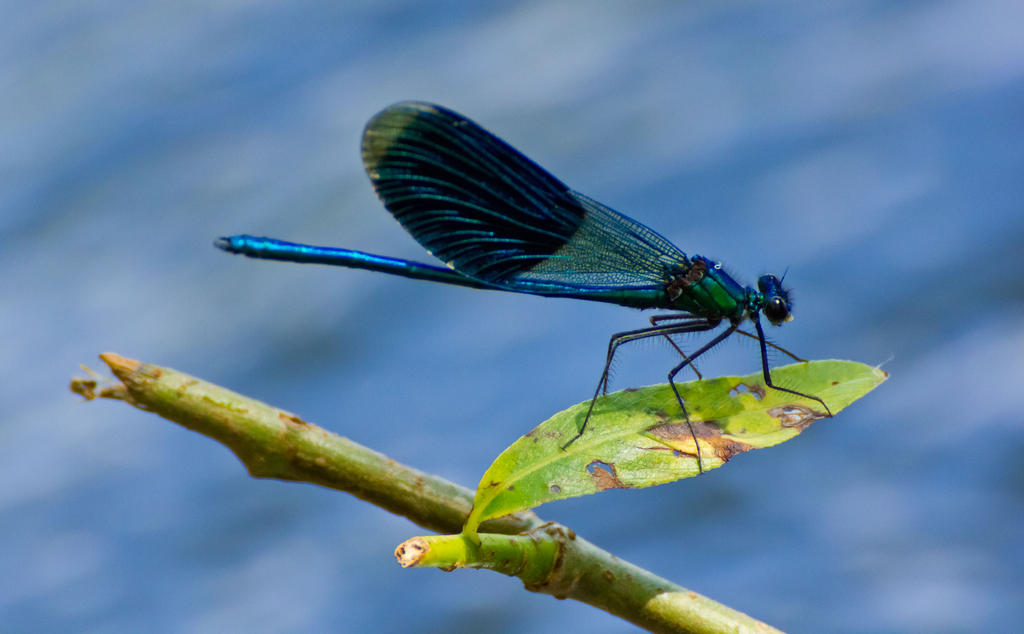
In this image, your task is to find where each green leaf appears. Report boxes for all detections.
[463,360,886,537]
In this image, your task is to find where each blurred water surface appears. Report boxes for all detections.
[3,1,1022,632]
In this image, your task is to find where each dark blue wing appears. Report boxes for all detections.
[361,102,688,296]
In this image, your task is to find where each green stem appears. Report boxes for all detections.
[73,353,782,634]
[396,530,559,585]
[398,524,781,634]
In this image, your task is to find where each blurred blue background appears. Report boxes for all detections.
[4,1,1022,632]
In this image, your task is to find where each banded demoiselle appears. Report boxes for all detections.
[217,102,831,470]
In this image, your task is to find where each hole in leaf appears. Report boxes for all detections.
[587,460,626,491]
[729,383,765,400]
[768,404,826,429]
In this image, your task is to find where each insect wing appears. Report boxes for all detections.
[362,102,686,295]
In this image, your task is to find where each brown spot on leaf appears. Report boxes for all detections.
[649,419,720,441]
[529,428,561,440]
[647,420,754,462]
[587,460,626,491]
[705,436,754,462]
[769,404,828,430]
[550,484,562,494]
[643,445,692,459]
[643,409,672,425]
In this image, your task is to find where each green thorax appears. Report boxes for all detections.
[664,254,752,320]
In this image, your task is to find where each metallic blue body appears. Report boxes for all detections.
[217,102,829,461]
[218,102,784,326]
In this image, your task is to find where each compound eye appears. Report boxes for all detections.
[764,296,789,324]
[758,275,780,293]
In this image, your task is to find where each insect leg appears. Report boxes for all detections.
[753,316,832,416]
[562,318,715,450]
[734,328,807,362]
[650,313,703,380]
[665,323,739,473]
